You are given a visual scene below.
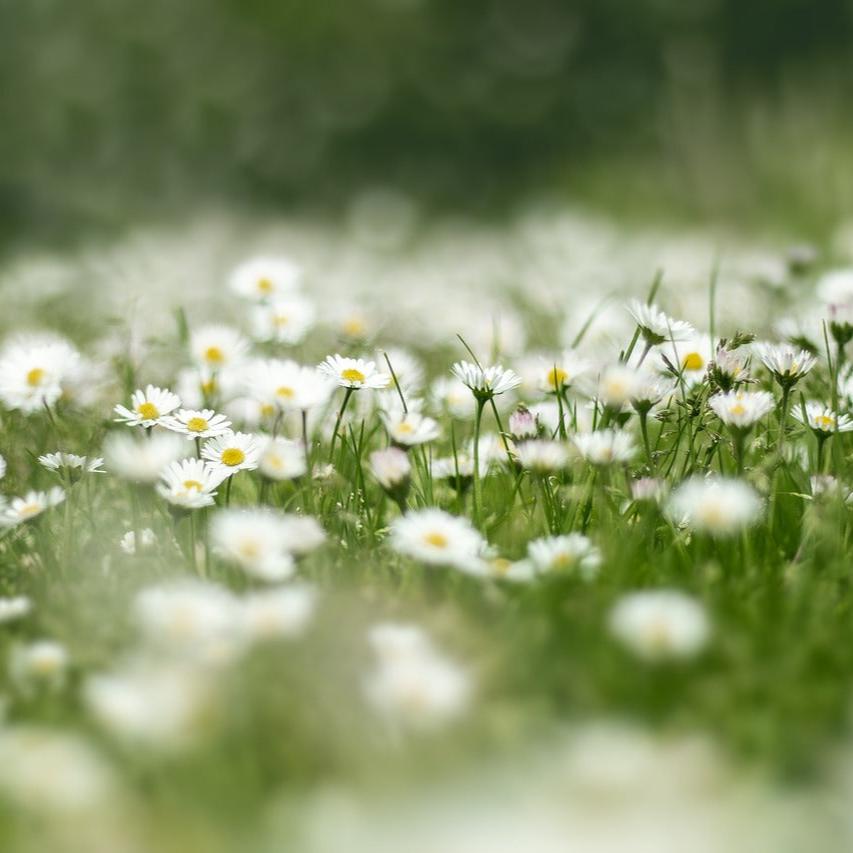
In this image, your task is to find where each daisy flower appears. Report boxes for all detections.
[189,325,248,371]
[666,476,762,537]
[527,533,601,579]
[0,488,65,527]
[103,432,187,483]
[370,447,411,493]
[250,296,316,344]
[659,334,715,387]
[754,342,817,387]
[514,439,569,473]
[10,640,69,693]
[430,376,476,419]
[709,345,750,391]
[246,359,334,414]
[608,590,710,662]
[114,385,181,427]
[793,402,853,437]
[538,349,593,393]
[161,408,232,439]
[0,596,31,624]
[202,431,261,474]
[257,436,307,481]
[209,508,296,582]
[451,360,521,401]
[382,411,441,447]
[317,355,390,390]
[597,364,643,410]
[709,390,776,430]
[156,458,225,510]
[573,429,636,465]
[390,508,485,572]
[627,300,695,345]
[0,333,81,413]
[240,585,317,642]
[229,255,302,301]
[38,452,105,475]
[508,406,539,439]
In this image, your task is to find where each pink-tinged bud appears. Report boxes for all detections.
[509,406,537,440]
[630,477,667,503]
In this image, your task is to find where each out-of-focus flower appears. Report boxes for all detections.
[666,476,762,536]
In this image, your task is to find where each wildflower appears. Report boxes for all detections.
[378,348,425,394]
[258,436,307,481]
[0,596,31,624]
[230,255,302,301]
[278,514,325,556]
[609,590,710,662]
[113,385,181,428]
[573,429,635,465]
[250,296,316,344]
[240,585,317,641]
[508,405,539,439]
[667,476,762,537]
[0,333,81,413]
[538,349,592,393]
[514,439,569,473]
[161,408,232,439]
[364,623,471,730]
[709,390,775,431]
[103,432,187,483]
[370,447,412,497]
[209,508,297,582]
[189,324,248,371]
[0,488,65,527]
[627,300,695,345]
[793,402,853,437]
[709,345,750,391]
[382,411,441,447]
[630,373,674,414]
[660,335,715,386]
[10,640,68,693]
[431,376,476,419]
[527,534,601,579]
[119,528,156,555]
[597,364,643,409]
[630,477,668,503]
[451,360,521,402]
[156,458,224,510]
[318,355,390,390]
[755,342,816,388]
[202,431,261,475]
[247,359,334,413]
[390,509,485,572]
[38,452,105,476]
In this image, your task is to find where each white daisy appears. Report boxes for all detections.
[754,342,817,386]
[103,431,187,483]
[247,359,335,413]
[382,411,441,446]
[240,585,317,642]
[430,376,476,419]
[0,488,65,527]
[209,508,296,582]
[113,385,181,427]
[597,364,644,409]
[627,300,695,344]
[0,333,81,413]
[161,408,232,439]
[189,325,248,371]
[573,430,636,465]
[390,508,485,571]
[156,458,225,509]
[10,640,68,693]
[508,406,539,439]
[317,355,390,390]
[527,533,601,579]
[666,476,762,537]
[660,334,715,387]
[451,360,521,401]
[370,447,412,491]
[201,431,261,474]
[538,349,593,393]
[514,439,569,473]
[609,589,710,662]
[709,390,776,430]
[257,436,307,481]
[229,255,302,301]
[793,402,853,436]
[250,296,316,344]
[37,452,105,475]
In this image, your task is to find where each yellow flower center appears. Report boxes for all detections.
[396,421,414,434]
[238,541,260,560]
[204,346,224,364]
[257,277,274,294]
[201,379,217,395]
[552,552,576,569]
[276,386,295,399]
[260,403,275,417]
[547,367,568,389]
[729,403,746,417]
[26,367,45,387]
[682,352,704,371]
[221,448,246,467]
[186,417,209,432]
[183,479,204,492]
[815,414,836,430]
[491,558,513,577]
[341,368,366,383]
[424,531,448,548]
[342,317,365,337]
[137,402,160,420]
[273,314,289,327]
[18,503,42,519]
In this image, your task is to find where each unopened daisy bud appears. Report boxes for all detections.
[514,439,569,473]
[708,345,749,391]
[369,447,411,499]
[666,476,762,537]
[508,405,538,440]
[755,343,816,389]
[793,402,853,437]
[631,477,668,503]
[609,590,709,662]
[573,429,635,465]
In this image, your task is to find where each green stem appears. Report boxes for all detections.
[472,399,486,527]
[329,387,354,463]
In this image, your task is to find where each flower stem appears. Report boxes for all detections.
[472,398,486,528]
[329,387,354,462]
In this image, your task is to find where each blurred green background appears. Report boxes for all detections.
[4,0,853,245]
